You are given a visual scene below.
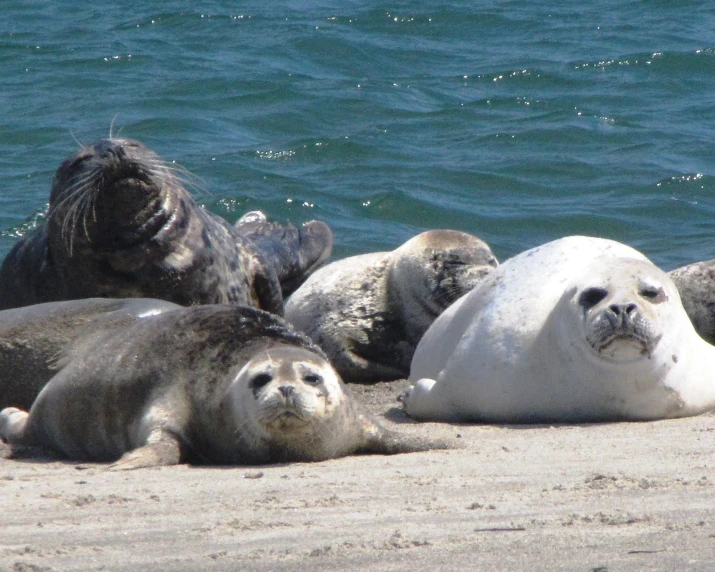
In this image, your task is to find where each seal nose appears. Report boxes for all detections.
[609,303,637,317]
[96,139,125,159]
[606,303,638,328]
[278,385,294,397]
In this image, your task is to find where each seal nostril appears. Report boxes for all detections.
[609,303,637,317]
[278,385,294,397]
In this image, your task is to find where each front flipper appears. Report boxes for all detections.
[398,378,458,422]
[0,407,30,445]
[108,429,182,471]
[236,211,333,297]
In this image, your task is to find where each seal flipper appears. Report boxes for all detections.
[0,407,30,445]
[108,429,182,471]
[353,413,452,456]
[236,211,333,297]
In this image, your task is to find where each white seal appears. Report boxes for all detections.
[402,236,715,423]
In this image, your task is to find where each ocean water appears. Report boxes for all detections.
[2,1,715,269]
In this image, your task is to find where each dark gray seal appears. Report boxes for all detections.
[0,297,180,411]
[285,230,498,382]
[669,259,715,344]
[0,303,440,468]
[0,138,332,313]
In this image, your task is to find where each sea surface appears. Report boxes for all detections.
[2,1,715,268]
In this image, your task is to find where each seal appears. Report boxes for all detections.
[0,138,333,313]
[0,297,180,411]
[401,236,715,423]
[668,259,715,344]
[284,230,498,382]
[0,304,441,468]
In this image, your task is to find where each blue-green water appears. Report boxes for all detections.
[2,1,715,269]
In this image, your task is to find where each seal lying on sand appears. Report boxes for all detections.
[402,236,715,423]
[0,303,440,468]
[669,259,715,344]
[0,138,332,313]
[0,298,180,411]
[285,230,498,382]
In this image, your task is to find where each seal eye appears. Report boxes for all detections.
[250,373,272,390]
[303,374,322,385]
[66,152,92,172]
[579,287,608,310]
[640,286,666,304]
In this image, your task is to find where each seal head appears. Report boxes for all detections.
[574,261,668,362]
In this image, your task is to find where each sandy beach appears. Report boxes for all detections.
[1,379,713,571]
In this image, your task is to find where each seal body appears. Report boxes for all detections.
[669,259,715,344]
[285,230,498,382]
[0,298,180,411]
[0,138,332,313]
[402,236,715,423]
[0,304,437,467]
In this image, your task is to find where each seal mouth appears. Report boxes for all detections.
[262,406,311,429]
[589,332,660,361]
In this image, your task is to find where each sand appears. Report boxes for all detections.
[1,379,713,572]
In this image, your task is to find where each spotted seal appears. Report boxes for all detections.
[0,303,440,467]
[284,230,498,382]
[668,259,715,344]
[0,138,332,313]
[402,236,715,423]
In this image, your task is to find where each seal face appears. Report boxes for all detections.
[402,236,715,423]
[0,304,439,467]
[0,138,333,313]
[223,345,358,463]
[577,272,666,362]
[285,230,498,382]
